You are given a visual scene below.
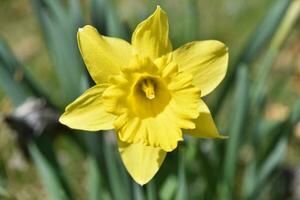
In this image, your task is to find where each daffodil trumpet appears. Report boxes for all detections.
[59,6,228,185]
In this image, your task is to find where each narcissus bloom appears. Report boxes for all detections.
[59,6,228,185]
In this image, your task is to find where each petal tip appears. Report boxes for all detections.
[156,5,162,11]
[58,113,70,127]
[135,178,149,186]
[155,5,166,15]
[219,135,229,139]
[58,114,65,124]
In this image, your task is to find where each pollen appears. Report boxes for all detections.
[141,79,156,99]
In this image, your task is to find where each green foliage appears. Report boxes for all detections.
[29,142,72,200]
[30,0,87,106]
[0,0,299,199]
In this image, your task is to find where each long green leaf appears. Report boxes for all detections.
[133,182,144,200]
[29,142,71,200]
[30,0,87,105]
[221,65,249,199]
[91,0,107,33]
[91,0,129,39]
[0,39,57,108]
[159,175,177,200]
[0,39,29,106]
[0,158,9,199]
[88,156,103,200]
[212,0,291,114]
[103,135,130,200]
[146,180,157,200]
[176,149,188,200]
[252,0,300,106]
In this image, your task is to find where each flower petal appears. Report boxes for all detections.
[118,140,166,185]
[185,99,226,138]
[77,25,133,84]
[132,6,172,60]
[171,40,228,97]
[59,84,116,131]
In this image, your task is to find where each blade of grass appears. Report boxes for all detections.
[243,102,300,199]
[212,0,291,114]
[176,149,188,200]
[146,180,157,200]
[252,0,300,106]
[83,133,106,200]
[30,0,87,105]
[91,0,107,33]
[221,65,249,199]
[0,39,57,108]
[133,182,144,200]
[103,135,130,200]
[159,175,177,200]
[106,0,129,39]
[0,62,28,106]
[29,142,72,200]
[91,0,129,39]
[88,156,103,200]
[256,138,287,189]
[0,158,9,199]
[182,0,199,43]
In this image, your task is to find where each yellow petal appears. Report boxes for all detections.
[77,25,133,84]
[115,113,183,152]
[186,99,226,138]
[132,6,172,60]
[59,84,116,131]
[171,40,228,97]
[118,140,167,185]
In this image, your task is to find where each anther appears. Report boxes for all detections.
[141,79,155,100]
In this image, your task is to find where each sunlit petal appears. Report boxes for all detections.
[59,84,115,131]
[118,140,166,185]
[78,25,133,84]
[171,40,228,96]
[185,99,227,138]
[132,6,172,60]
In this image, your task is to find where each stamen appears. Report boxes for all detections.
[141,79,155,99]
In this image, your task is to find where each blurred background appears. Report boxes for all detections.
[0,0,300,199]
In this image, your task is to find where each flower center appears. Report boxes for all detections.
[141,79,156,100]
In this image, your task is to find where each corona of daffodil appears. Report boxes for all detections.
[59,6,228,185]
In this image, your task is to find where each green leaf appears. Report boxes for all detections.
[105,0,129,39]
[0,39,29,106]
[103,136,130,200]
[146,180,157,200]
[0,158,9,199]
[0,38,57,108]
[222,65,249,198]
[0,62,28,106]
[241,0,291,63]
[91,0,107,33]
[88,156,103,200]
[29,142,71,200]
[257,138,287,188]
[30,0,88,105]
[91,0,129,39]
[133,182,145,200]
[243,102,300,199]
[212,0,291,114]
[182,0,199,43]
[159,175,177,200]
[176,149,188,200]
[252,0,300,107]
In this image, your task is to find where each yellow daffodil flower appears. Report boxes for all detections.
[59,6,228,185]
